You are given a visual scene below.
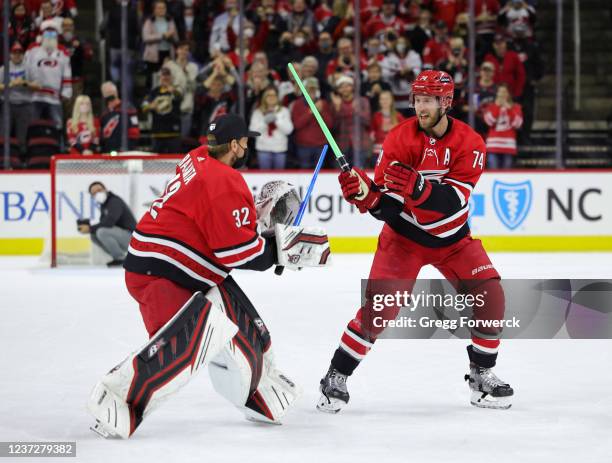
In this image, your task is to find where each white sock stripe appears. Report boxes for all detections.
[343,328,373,348]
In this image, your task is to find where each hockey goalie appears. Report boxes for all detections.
[87,114,331,438]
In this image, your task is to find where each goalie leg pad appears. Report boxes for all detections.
[87,291,238,438]
[207,277,301,423]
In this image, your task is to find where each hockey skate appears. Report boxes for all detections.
[317,366,350,413]
[464,363,513,409]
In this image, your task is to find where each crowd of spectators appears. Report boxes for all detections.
[0,0,542,169]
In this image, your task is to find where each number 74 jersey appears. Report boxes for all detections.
[374,117,487,248]
[124,146,265,290]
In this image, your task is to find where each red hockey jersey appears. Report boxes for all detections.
[124,146,265,290]
[373,116,486,247]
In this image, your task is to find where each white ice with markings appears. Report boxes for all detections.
[1,253,611,463]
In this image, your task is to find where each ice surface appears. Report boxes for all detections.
[1,253,611,463]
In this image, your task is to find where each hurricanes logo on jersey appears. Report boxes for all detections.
[421,147,439,165]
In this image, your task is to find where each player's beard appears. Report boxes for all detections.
[232,147,249,169]
[418,107,446,133]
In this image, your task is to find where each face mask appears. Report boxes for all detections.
[245,28,255,38]
[294,37,305,47]
[451,48,462,57]
[343,26,354,36]
[185,16,194,31]
[94,192,107,205]
[320,40,332,51]
[42,37,58,51]
[232,142,249,169]
[79,103,90,114]
[63,32,74,41]
[396,44,406,54]
[43,30,58,40]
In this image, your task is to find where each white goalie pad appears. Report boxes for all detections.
[87,291,238,439]
[209,345,301,424]
[255,181,302,234]
[275,224,331,270]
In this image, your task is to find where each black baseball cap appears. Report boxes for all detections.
[207,114,260,145]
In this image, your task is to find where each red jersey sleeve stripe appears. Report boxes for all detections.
[216,236,266,267]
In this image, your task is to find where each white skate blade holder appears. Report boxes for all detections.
[316,393,347,414]
[470,391,512,410]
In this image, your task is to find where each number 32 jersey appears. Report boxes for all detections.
[124,146,265,290]
[374,116,487,248]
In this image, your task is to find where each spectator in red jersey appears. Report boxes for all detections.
[422,20,450,69]
[66,95,100,155]
[361,61,392,113]
[474,61,498,137]
[430,0,464,31]
[474,0,500,61]
[371,90,405,161]
[249,85,294,169]
[8,3,37,51]
[291,77,333,168]
[364,0,407,41]
[483,84,523,169]
[330,75,372,168]
[483,34,526,99]
[409,8,433,56]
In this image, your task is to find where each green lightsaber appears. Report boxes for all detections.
[287,63,351,172]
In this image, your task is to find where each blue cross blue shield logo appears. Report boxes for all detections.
[493,180,533,230]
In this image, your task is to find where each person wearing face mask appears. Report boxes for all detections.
[269,32,304,79]
[409,7,433,56]
[291,77,333,168]
[66,95,100,154]
[87,114,329,438]
[314,32,336,82]
[255,0,289,54]
[24,20,72,132]
[78,181,136,267]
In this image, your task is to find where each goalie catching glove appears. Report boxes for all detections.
[274,224,331,270]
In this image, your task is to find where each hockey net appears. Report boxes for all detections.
[50,155,182,267]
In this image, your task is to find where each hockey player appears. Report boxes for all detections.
[318,70,514,413]
[88,114,331,438]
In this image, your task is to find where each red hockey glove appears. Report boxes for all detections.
[383,161,431,206]
[338,168,381,213]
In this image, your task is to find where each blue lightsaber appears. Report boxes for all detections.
[294,144,328,225]
[275,144,329,275]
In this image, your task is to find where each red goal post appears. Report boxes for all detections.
[50,154,182,267]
